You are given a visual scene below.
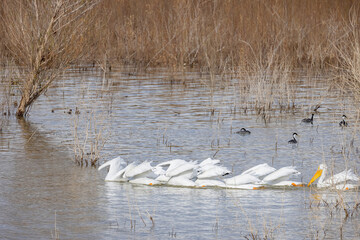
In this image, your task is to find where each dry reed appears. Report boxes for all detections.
[2,1,360,115]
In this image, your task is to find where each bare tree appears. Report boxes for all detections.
[1,0,100,117]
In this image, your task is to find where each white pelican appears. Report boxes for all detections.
[240,163,276,178]
[129,177,160,186]
[98,156,127,181]
[308,164,359,190]
[166,161,198,178]
[260,166,302,186]
[199,158,221,167]
[156,159,188,173]
[112,161,159,185]
[154,159,199,186]
[167,176,197,187]
[197,165,231,179]
[224,173,260,186]
[225,184,265,190]
[123,161,154,179]
[195,179,226,188]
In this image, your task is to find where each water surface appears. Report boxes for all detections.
[0,67,359,239]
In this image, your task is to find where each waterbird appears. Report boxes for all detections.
[240,163,276,178]
[98,156,127,181]
[308,164,359,190]
[339,115,348,127]
[236,128,251,135]
[302,114,314,124]
[259,166,303,186]
[288,133,298,144]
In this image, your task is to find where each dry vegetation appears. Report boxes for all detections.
[1,0,360,114]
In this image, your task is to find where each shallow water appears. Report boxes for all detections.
[0,67,360,239]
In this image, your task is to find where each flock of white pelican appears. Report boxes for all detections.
[98,156,359,190]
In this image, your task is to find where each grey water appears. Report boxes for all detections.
[0,67,359,239]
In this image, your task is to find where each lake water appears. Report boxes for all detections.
[0,67,359,239]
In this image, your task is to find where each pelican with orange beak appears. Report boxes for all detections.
[308,164,359,190]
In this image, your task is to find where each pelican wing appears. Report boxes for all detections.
[199,158,221,167]
[261,166,300,184]
[98,156,125,171]
[197,165,231,179]
[241,163,276,178]
[157,159,187,172]
[323,169,359,185]
[195,179,226,187]
[167,176,197,187]
[124,161,152,178]
[166,161,198,177]
[224,174,260,185]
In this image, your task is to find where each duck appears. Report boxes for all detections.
[288,133,298,144]
[339,115,348,127]
[302,114,314,124]
[307,163,359,190]
[236,128,251,135]
[98,156,127,181]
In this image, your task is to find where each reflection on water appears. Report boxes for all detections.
[0,67,359,239]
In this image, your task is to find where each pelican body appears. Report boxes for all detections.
[308,164,359,190]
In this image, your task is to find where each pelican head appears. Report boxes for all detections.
[307,164,326,187]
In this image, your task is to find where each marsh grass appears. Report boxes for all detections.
[73,109,110,167]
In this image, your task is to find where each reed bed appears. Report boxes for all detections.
[0,0,359,70]
[1,0,360,115]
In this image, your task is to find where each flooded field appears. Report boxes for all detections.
[1,67,360,239]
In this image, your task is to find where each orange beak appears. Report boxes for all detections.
[308,169,323,187]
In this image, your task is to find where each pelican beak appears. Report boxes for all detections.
[307,169,323,187]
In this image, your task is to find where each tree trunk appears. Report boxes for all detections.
[16,97,27,118]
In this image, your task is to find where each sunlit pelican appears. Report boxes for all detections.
[165,161,198,178]
[155,159,198,186]
[197,165,231,179]
[225,184,265,190]
[339,115,348,127]
[240,163,276,178]
[195,179,226,188]
[167,176,197,187]
[123,161,155,179]
[272,181,304,187]
[302,114,314,124]
[308,164,359,190]
[98,156,126,181]
[236,128,251,135]
[129,177,160,185]
[260,166,302,186]
[224,174,260,186]
[199,158,221,167]
[288,133,298,144]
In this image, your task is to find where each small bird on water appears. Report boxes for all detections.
[236,128,251,135]
[339,115,348,127]
[302,114,314,124]
[288,133,298,144]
